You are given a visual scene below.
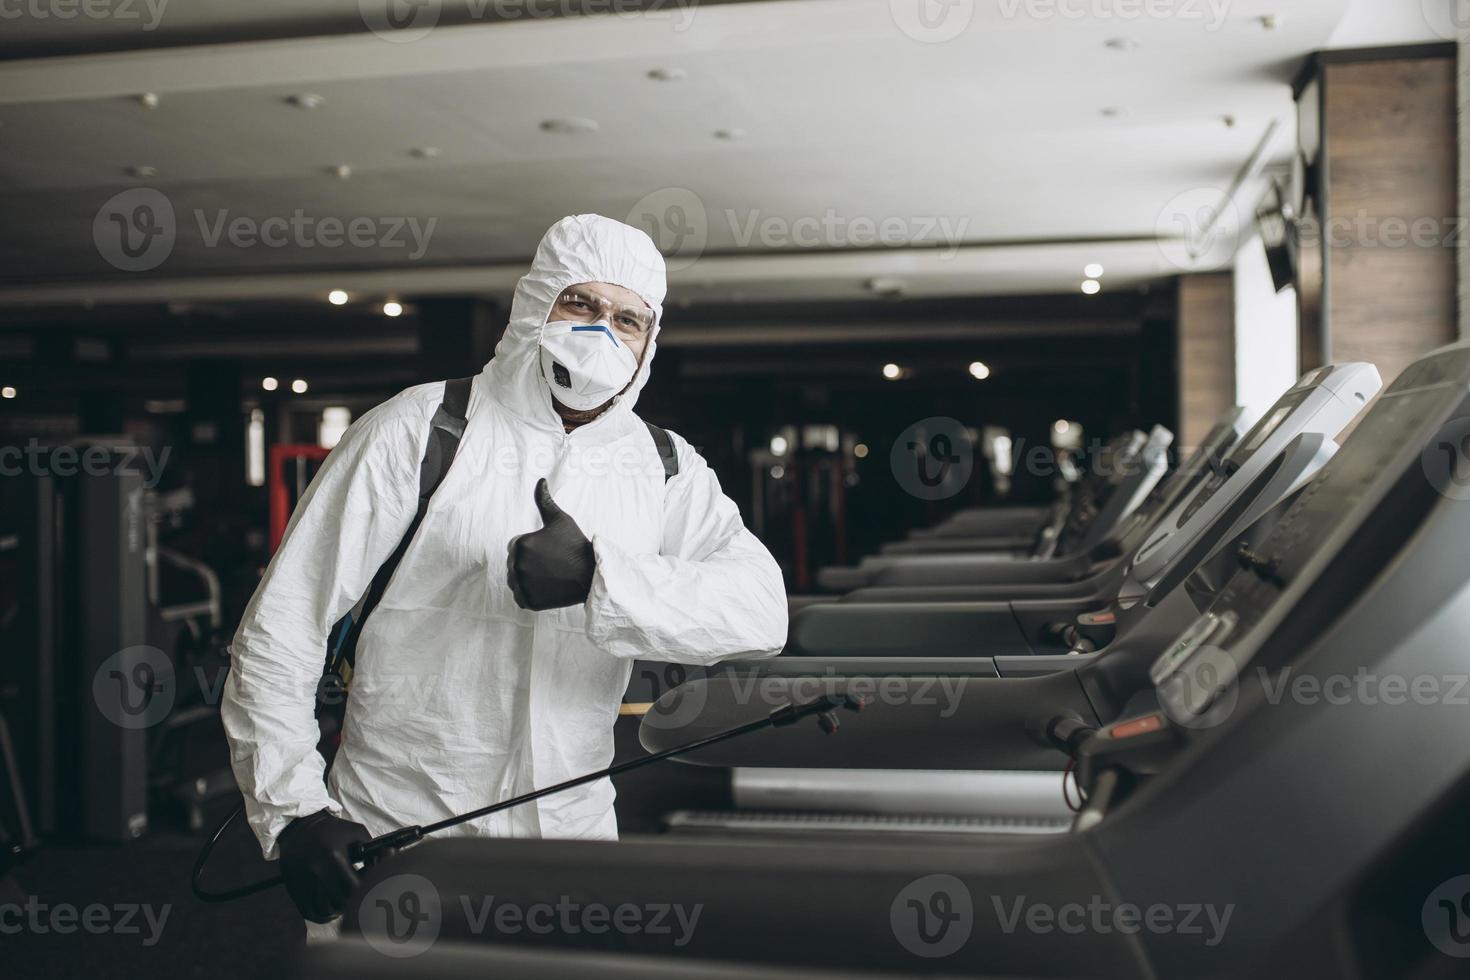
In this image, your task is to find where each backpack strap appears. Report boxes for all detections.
[644,420,679,482]
[329,377,475,677]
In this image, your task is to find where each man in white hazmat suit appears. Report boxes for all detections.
[221,214,789,939]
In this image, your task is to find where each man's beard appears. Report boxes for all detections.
[550,358,644,430]
[551,394,615,429]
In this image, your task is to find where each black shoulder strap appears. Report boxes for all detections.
[331,377,474,674]
[644,420,678,482]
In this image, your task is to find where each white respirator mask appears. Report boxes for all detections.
[538,320,641,412]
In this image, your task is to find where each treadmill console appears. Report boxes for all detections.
[1153,350,1470,725]
[1127,362,1380,587]
[1172,392,1307,528]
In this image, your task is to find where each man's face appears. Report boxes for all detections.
[549,281,655,365]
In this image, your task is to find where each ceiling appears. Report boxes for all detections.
[0,0,1444,309]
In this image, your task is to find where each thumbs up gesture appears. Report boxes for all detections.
[507,478,596,611]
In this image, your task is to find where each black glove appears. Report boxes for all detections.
[507,478,596,611]
[277,809,371,923]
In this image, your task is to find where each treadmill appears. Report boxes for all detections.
[784,364,1380,659]
[817,426,1173,591]
[879,425,1174,559]
[831,408,1244,598]
[324,340,1470,979]
[829,364,1378,595]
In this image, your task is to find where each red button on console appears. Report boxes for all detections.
[1110,713,1164,739]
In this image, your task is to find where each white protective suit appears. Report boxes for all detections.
[221,214,788,924]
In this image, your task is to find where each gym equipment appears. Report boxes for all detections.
[0,710,38,874]
[0,448,151,841]
[819,428,1170,592]
[784,364,1380,659]
[326,340,1470,979]
[879,425,1174,559]
[811,409,1241,601]
[827,364,1377,595]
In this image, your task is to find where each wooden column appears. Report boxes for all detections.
[1176,272,1236,450]
[1294,45,1458,385]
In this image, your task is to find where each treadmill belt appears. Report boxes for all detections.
[664,809,1072,837]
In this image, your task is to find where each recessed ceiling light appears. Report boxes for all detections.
[1081,279,1102,295]
[137,92,160,109]
[1,386,16,399]
[1084,263,1105,278]
[328,290,349,306]
[330,164,352,179]
[968,361,991,380]
[411,146,441,159]
[713,128,746,141]
[286,93,324,110]
[261,377,279,392]
[291,378,309,394]
[647,68,687,82]
[540,118,599,135]
[127,165,158,178]
[383,301,403,318]
[882,363,903,381]
[1104,37,1140,51]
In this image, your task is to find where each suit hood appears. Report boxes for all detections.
[484,213,667,431]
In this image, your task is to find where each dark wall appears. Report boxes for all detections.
[0,287,1174,598]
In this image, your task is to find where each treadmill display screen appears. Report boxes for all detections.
[1241,403,1293,454]
[1174,390,1308,528]
[1197,383,1454,650]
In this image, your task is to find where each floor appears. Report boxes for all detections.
[0,718,728,977]
[3,815,303,980]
